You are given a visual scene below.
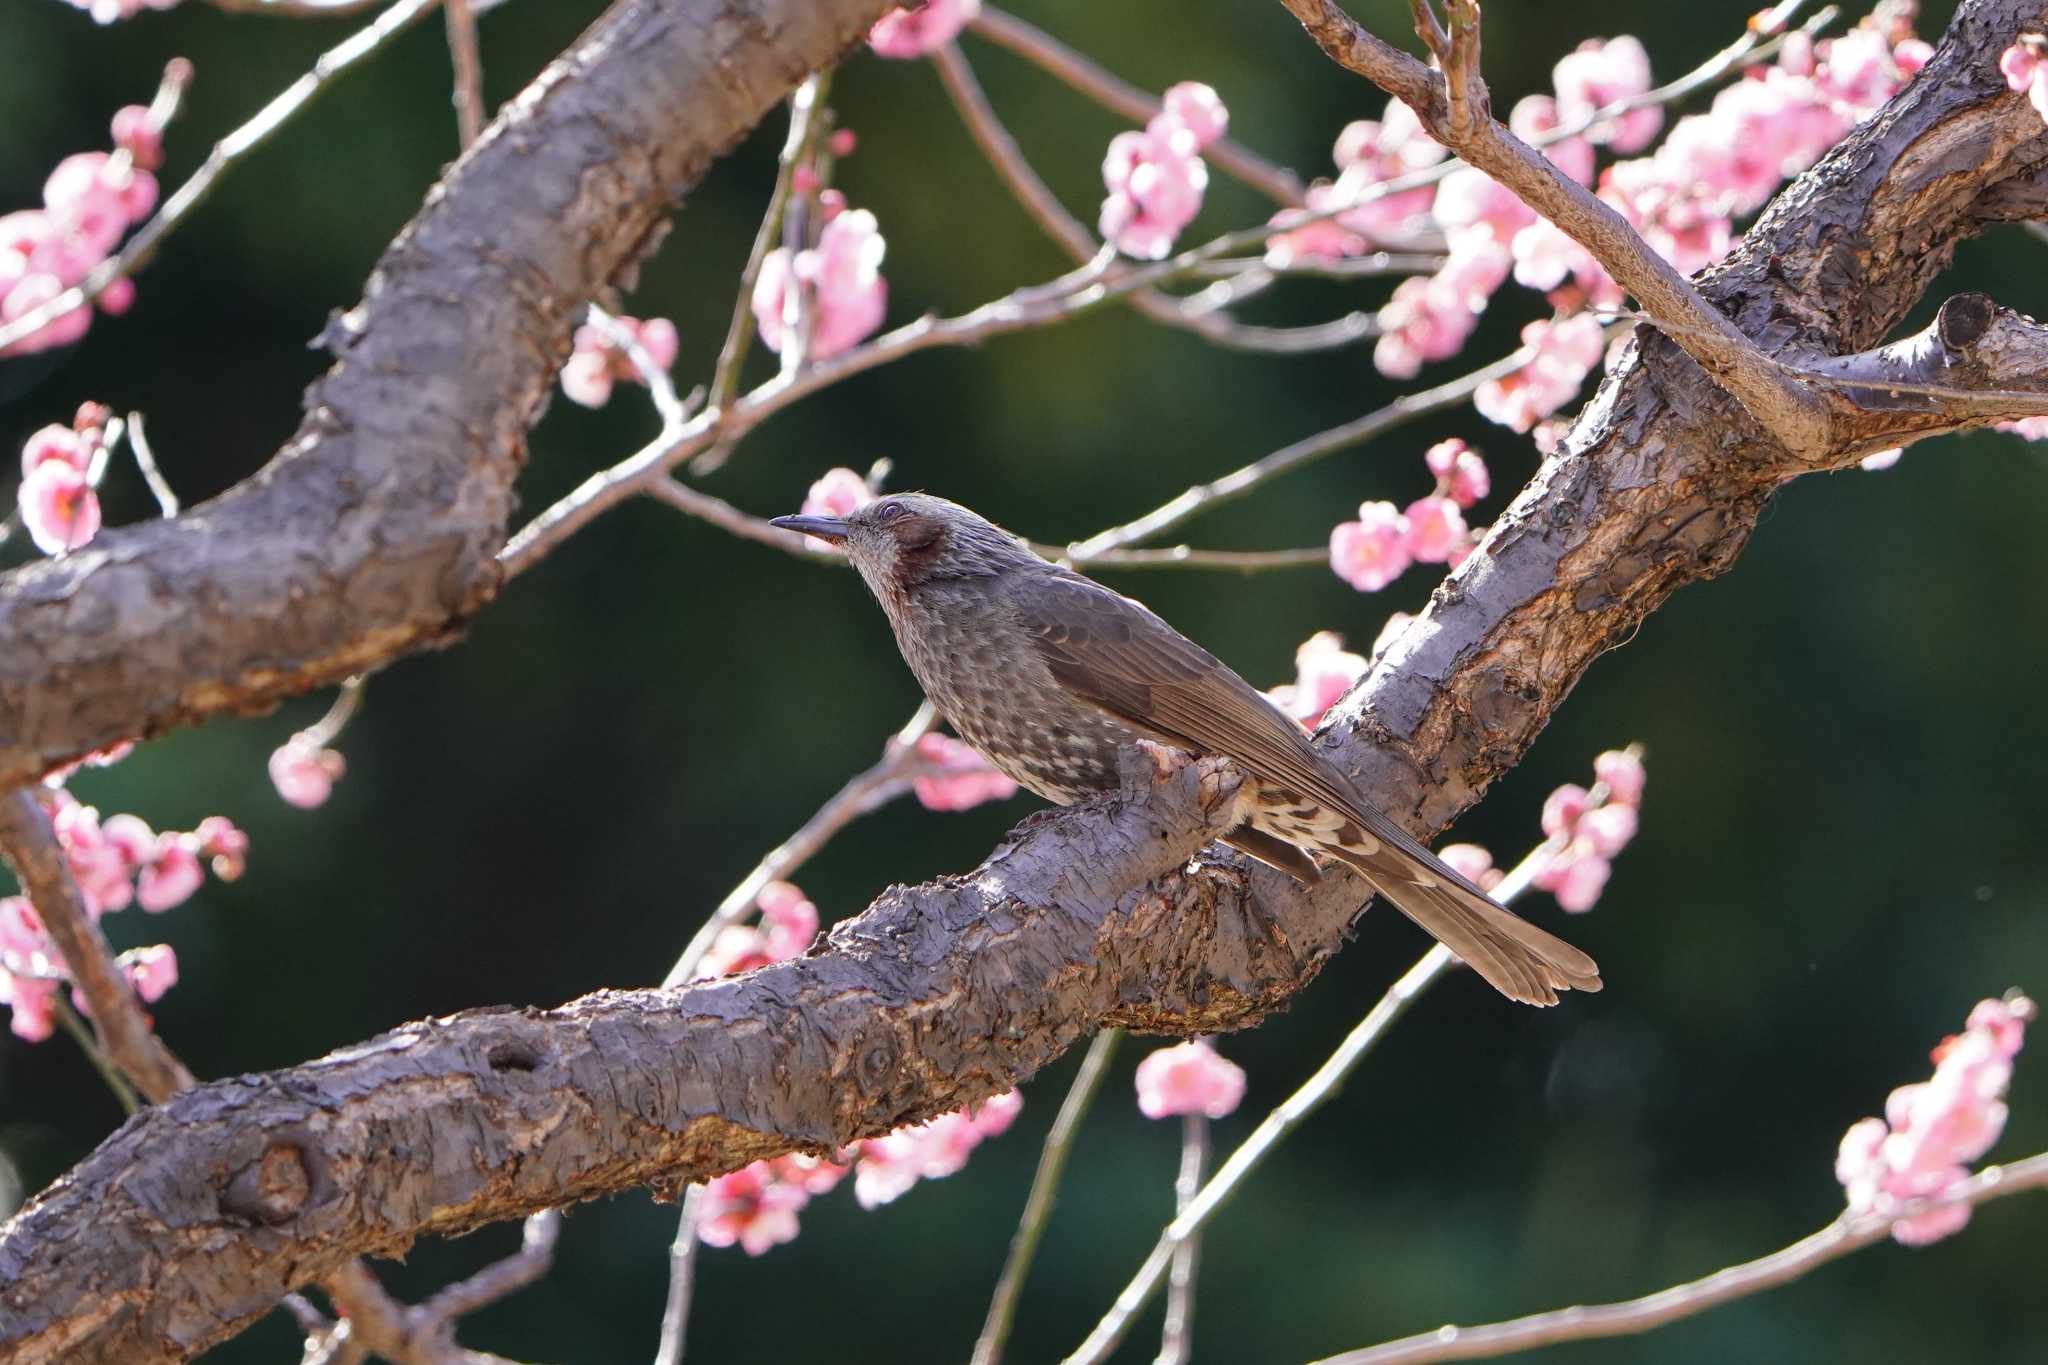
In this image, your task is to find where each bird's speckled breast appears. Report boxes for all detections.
[886,574,1140,805]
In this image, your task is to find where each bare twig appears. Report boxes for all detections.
[1271,0,1834,455]
[933,42,1377,355]
[652,1187,705,1365]
[968,6,1306,207]
[1153,1113,1210,1365]
[1313,1153,2048,1365]
[49,993,141,1114]
[660,703,939,989]
[302,675,367,747]
[415,1210,561,1329]
[443,0,485,149]
[0,0,441,355]
[1063,825,1574,1365]
[971,1029,1125,1365]
[1068,344,1534,558]
[0,792,196,1103]
[124,413,180,517]
[703,76,833,424]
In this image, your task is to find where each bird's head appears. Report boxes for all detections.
[771,492,1038,599]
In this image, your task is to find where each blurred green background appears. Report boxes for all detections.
[4,0,2047,1361]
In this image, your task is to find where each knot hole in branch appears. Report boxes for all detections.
[1937,292,1996,351]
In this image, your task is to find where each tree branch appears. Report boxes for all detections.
[0,0,901,790]
[6,4,2048,1362]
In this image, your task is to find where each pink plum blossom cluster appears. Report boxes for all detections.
[558,313,679,409]
[867,0,979,59]
[1098,82,1229,260]
[1134,1038,1245,1120]
[2,100,171,355]
[1328,438,1491,593]
[697,1092,1024,1254]
[1836,994,2033,1245]
[1264,613,1421,732]
[1,783,244,1043]
[16,405,111,556]
[1530,749,1647,912]
[752,205,888,363]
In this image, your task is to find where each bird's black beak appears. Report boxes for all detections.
[769,513,851,543]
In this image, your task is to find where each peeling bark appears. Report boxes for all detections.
[3,1,2048,1362]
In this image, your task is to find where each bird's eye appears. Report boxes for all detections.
[875,501,905,522]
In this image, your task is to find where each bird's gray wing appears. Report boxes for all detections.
[1013,569,1600,1005]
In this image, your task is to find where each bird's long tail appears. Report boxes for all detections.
[1320,841,1602,1006]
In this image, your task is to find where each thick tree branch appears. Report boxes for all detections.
[0,0,899,790]
[7,3,2048,1361]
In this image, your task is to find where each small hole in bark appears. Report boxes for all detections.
[487,1041,542,1073]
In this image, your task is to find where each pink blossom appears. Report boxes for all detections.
[136,837,202,913]
[1,272,92,355]
[868,0,980,58]
[1996,415,2048,441]
[2003,39,2048,122]
[111,105,165,170]
[1438,843,1503,891]
[1404,495,1469,565]
[1593,748,1647,806]
[828,129,858,159]
[1541,784,1593,840]
[1329,501,1412,592]
[801,466,872,520]
[1858,448,1902,472]
[1263,183,1369,268]
[912,733,1018,811]
[1135,1039,1245,1119]
[1537,850,1611,912]
[1373,255,1498,379]
[1835,995,2033,1245]
[851,1091,1023,1208]
[1,975,58,1043]
[558,314,679,409]
[100,813,155,869]
[698,1163,810,1255]
[1510,94,1595,185]
[1599,156,1733,273]
[19,461,101,556]
[1476,314,1606,433]
[1577,803,1638,858]
[193,816,249,881]
[1432,168,1535,252]
[65,0,179,22]
[122,944,178,1003]
[269,734,346,809]
[1424,438,1489,508]
[753,208,888,360]
[52,799,130,915]
[1161,83,1228,150]
[1510,216,1620,308]
[767,1151,849,1195]
[1554,36,1661,153]
[1330,101,1446,241]
[21,424,89,478]
[1099,108,1214,260]
[696,881,818,978]
[1267,631,1368,730]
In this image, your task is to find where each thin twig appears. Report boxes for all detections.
[971,1028,1125,1365]
[443,0,485,149]
[659,703,938,989]
[968,7,1306,207]
[1274,0,1833,455]
[49,994,141,1114]
[652,1187,705,1365]
[933,41,1377,355]
[1153,1113,1210,1365]
[415,1210,561,1328]
[303,676,367,746]
[0,0,443,355]
[587,305,690,432]
[1063,830,1569,1365]
[0,793,196,1104]
[1067,345,1534,558]
[124,413,180,516]
[1313,1153,2048,1365]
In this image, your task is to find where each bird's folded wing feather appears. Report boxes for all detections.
[1011,569,1601,1003]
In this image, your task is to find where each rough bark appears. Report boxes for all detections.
[3,2,2047,1362]
[0,0,896,790]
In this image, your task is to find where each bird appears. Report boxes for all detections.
[770,493,1600,1006]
